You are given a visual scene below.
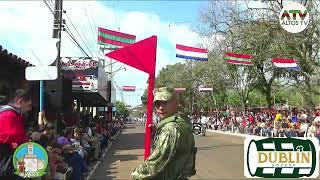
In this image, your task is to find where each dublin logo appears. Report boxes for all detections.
[244,137,319,178]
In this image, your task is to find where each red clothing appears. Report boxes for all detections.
[241,120,247,127]
[0,110,27,147]
[249,116,254,124]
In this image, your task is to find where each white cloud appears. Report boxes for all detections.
[0,1,203,106]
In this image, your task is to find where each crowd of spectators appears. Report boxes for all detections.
[194,107,320,141]
[33,113,125,180]
[0,89,125,180]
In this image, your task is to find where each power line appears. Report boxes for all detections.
[46,0,55,10]
[112,0,120,30]
[65,12,93,57]
[42,0,54,15]
[86,3,102,58]
[64,31,87,57]
[80,8,99,58]
[74,9,96,56]
[48,0,55,7]
[83,7,100,58]
[65,25,90,57]
[42,0,90,57]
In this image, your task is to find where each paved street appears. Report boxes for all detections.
[90,123,246,180]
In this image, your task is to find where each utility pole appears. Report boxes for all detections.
[52,0,63,70]
[48,0,64,132]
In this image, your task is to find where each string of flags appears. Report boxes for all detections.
[174,87,213,93]
[97,27,299,70]
[174,42,298,70]
[224,52,300,69]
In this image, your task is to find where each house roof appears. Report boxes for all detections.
[0,45,32,67]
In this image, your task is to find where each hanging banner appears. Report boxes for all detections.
[61,57,99,92]
[122,85,136,91]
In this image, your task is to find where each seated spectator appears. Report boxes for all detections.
[308,121,318,137]
[43,122,56,147]
[284,119,297,137]
[36,134,50,149]
[253,120,261,135]
[69,130,86,159]
[73,128,94,162]
[79,122,100,161]
[265,120,274,137]
[57,128,73,147]
[299,119,309,137]
[47,144,70,180]
[61,144,89,180]
[95,120,109,148]
[315,125,320,144]
[273,117,282,137]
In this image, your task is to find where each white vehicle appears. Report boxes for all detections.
[86,75,98,91]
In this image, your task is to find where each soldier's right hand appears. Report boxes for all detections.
[147,123,156,133]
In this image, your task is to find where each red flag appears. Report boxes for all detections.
[105,36,157,160]
[105,36,157,75]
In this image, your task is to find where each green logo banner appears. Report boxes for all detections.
[244,137,319,178]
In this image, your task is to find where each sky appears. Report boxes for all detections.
[0,0,208,107]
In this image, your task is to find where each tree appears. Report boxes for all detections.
[115,101,130,118]
[197,0,320,108]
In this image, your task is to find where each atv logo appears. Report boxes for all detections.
[279,2,309,33]
[244,137,319,178]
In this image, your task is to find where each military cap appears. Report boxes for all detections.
[153,87,176,102]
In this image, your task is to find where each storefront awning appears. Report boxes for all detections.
[73,91,109,107]
[0,45,32,67]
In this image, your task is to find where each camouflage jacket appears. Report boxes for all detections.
[132,115,195,180]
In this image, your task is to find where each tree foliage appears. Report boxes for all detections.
[141,0,320,111]
[115,101,130,118]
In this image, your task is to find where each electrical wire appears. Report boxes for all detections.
[65,13,94,57]
[64,31,87,57]
[65,26,90,57]
[84,7,100,58]
[42,0,98,58]
[42,0,54,15]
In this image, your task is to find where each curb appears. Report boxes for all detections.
[207,129,259,138]
[207,129,320,151]
[86,130,121,180]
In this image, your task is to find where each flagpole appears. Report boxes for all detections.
[144,75,155,159]
[144,36,157,159]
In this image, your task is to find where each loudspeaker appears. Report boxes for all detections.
[45,76,72,115]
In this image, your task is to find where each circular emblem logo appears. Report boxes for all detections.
[192,123,202,136]
[13,142,48,178]
[279,2,309,33]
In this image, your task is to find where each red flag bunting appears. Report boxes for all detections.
[122,86,136,91]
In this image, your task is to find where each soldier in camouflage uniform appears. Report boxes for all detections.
[132,87,196,180]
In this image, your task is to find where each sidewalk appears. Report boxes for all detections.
[89,124,145,180]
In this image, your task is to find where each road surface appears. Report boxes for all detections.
[90,123,246,180]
